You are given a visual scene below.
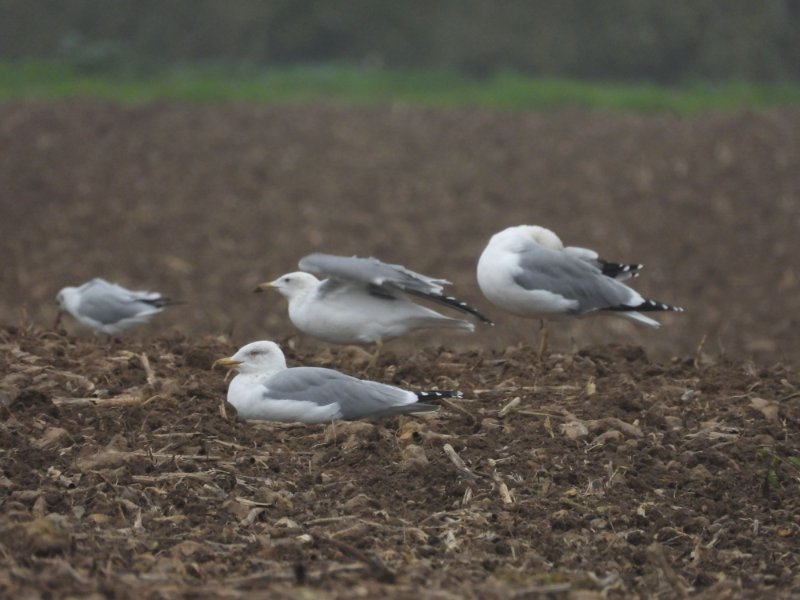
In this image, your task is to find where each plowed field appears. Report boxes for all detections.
[1,102,799,598]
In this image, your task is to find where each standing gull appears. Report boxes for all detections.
[214,340,461,423]
[55,278,181,335]
[255,253,493,345]
[477,225,683,353]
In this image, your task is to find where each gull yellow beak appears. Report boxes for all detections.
[213,357,242,370]
[253,281,275,293]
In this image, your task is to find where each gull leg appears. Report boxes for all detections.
[367,340,383,372]
[537,320,549,361]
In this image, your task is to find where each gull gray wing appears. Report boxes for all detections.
[563,246,599,261]
[83,278,164,302]
[564,247,641,280]
[299,253,449,294]
[299,253,493,324]
[513,244,639,314]
[78,280,165,324]
[313,277,352,299]
[264,367,435,420]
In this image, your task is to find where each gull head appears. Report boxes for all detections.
[524,225,563,250]
[254,272,319,300]
[55,286,79,311]
[54,286,79,328]
[213,340,288,375]
[490,225,564,252]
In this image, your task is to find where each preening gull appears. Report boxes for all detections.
[255,253,493,345]
[477,225,683,329]
[55,278,181,335]
[213,340,462,423]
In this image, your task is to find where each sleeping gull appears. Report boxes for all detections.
[55,278,181,335]
[255,253,493,345]
[477,225,683,352]
[213,340,462,423]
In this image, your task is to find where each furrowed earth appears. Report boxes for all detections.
[1,101,799,598]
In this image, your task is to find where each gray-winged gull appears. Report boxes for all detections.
[214,340,461,423]
[55,278,181,334]
[476,225,683,349]
[255,253,493,345]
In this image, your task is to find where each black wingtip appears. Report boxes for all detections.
[142,297,186,308]
[639,299,684,312]
[442,295,495,325]
[416,390,463,401]
[609,298,684,313]
[600,260,644,280]
[404,289,494,325]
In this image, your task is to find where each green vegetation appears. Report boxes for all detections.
[757,447,800,491]
[2,61,800,113]
[4,1,800,83]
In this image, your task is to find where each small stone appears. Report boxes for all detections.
[399,444,429,470]
[561,420,589,439]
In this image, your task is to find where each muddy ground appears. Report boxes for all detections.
[2,329,799,598]
[0,102,799,598]
[0,102,798,362]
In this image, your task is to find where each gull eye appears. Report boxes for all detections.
[283,277,291,283]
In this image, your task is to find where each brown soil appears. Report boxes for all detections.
[1,102,799,598]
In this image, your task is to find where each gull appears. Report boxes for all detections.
[476,225,683,354]
[213,340,462,423]
[55,278,181,335]
[255,253,493,345]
